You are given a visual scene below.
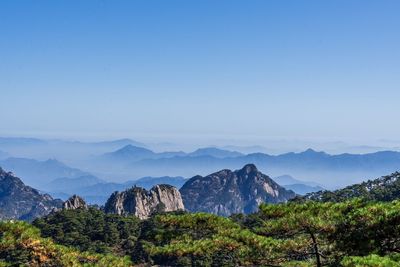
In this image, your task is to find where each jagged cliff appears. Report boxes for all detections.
[180,164,296,216]
[104,184,184,219]
[63,195,87,210]
[0,167,62,221]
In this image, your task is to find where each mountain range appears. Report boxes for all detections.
[3,136,400,189]
[0,164,295,220]
[47,175,187,205]
[100,148,400,188]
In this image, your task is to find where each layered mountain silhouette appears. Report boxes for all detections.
[106,148,400,187]
[0,157,92,188]
[48,175,186,205]
[274,175,324,195]
[100,145,241,162]
[180,164,296,216]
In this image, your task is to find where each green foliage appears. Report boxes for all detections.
[6,198,400,266]
[0,220,132,266]
[135,212,283,266]
[32,207,140,256]
[298,172,400,203]
[342,254,400,267]
[335,200,400,256]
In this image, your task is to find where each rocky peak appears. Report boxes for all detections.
[63,195,87,210]
[180,164,296,216]
[240,164,258,174]
[0,167,62,221]
[104,184,184,220]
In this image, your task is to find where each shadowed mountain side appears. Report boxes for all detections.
[180,164,296,216]
[0,167,62,221]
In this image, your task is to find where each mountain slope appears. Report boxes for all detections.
[298,172,400,202]
[0,167,62,221]
[180,164,296,216]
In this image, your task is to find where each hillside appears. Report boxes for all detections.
[298,172,400,202]
[0,167,62,221]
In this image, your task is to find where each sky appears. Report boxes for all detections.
[1,0,400,147]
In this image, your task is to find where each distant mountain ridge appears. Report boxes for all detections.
[100,145,242,162]
[115,149,400,188]
[274,175,324,195]
[180,164,296,216]
[46,175,105,192]
[0,157,91,188]
[47,176,187,205]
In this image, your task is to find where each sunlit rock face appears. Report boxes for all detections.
[180,164,296,216]
[63,195,87,210]
[104,184,184,219]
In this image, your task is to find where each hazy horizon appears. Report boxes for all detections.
[2,135,400,156]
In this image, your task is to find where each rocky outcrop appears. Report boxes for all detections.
[104,184,184,219]
[63,195,87,210]
[180,164,296,216]
[0,167,63,221]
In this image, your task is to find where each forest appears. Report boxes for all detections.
[1,198,400,266]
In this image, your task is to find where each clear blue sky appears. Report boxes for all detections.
[1,0,400,144]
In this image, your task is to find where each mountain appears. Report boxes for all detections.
[0,137,146,165]
[119,149,400,188]
[299,172,400,202]
[89,138,146,148]
[221,145,269,154]
[63,195,88,210]
[0,157,91,188]
[188,147,243,158]
[274,175,324,195]
[104,184,184,219]
[101,145,240,162]
[0,167,62,221]
[180,164,296,216]
[45,175,104,192]
[282,184,325,195]
[47,176,187,205]
[273,174,321,187]
[102,145,156,162]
